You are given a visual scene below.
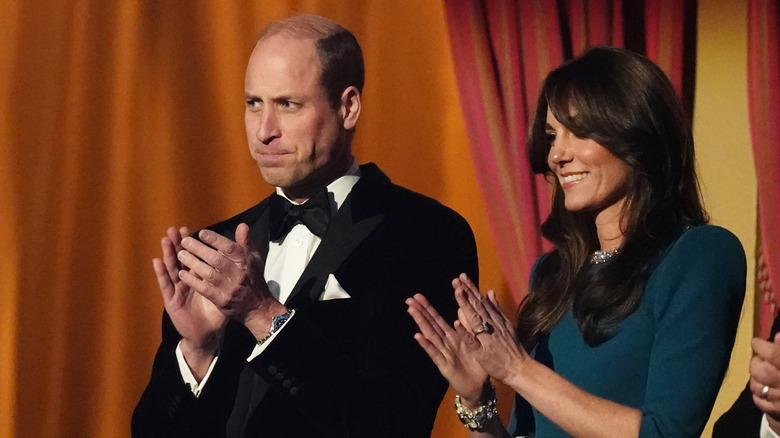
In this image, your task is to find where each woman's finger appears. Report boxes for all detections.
[456,291,487,334]
[412,332,449,368]
[481,290,515,334]
[412,294,462,346]
[454,320,482,352]
[407,298,449,352]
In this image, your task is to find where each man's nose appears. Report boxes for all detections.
[256,109,280,144]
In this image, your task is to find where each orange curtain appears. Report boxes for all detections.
[0,1,504,437]
[0,3,20,436]
[748,0,780,338]
[443,0,696,306]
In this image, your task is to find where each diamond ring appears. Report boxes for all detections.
[472,320,492,335]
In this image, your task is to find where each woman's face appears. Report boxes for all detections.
[545,108,631,220]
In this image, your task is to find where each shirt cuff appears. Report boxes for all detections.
[176,341,220,398]
[761,414,780,438]
[246,310,296,362]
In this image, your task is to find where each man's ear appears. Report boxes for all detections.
[340,86,361,130]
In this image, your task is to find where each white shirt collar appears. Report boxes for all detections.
[274,158,361,215]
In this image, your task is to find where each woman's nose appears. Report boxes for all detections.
[548,138,572,167]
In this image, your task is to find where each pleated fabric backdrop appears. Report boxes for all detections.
[0,2,503,437]
[0,1,760,437]
[748,0,780,339]
[443,0,697,306]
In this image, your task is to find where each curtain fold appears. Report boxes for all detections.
[0,3,19,437]
[444,0,695,306]
[748,0,780,338]
[444,1,556,306]
[1,2,499,436]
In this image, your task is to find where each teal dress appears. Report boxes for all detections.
[507,225,746,437]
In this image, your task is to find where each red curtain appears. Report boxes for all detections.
[444,0,696,305]
[748,0,780,338]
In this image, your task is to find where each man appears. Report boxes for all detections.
[715,312,780,438]
[131,14,478,438]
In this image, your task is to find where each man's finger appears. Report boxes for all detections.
[153,258,175,302]
[234,223,253,249]
[161,237,180,276]
[751,356,780,388]
[197,229,248,267]
[178,270,224,309]
[167,227,184,251]
[754,337,780,366]
[177,248,223,286]
[183,235,245,279]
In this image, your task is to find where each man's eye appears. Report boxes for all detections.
[280,101,294,109]
[246,100,259,108]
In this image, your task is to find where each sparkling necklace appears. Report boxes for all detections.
[590,248,620,265]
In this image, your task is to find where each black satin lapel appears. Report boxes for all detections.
[284,168,385,308]
[285,195,384,308]
[284,164,391,308]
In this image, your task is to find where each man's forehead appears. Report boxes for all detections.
[254,34,318,55]
[249,36,320,70]
[245,35,324,96]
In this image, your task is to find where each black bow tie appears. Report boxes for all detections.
[268,190,331,241]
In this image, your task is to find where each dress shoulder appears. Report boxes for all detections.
[656,225,746,274]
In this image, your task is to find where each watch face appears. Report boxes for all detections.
[271,312,291,331]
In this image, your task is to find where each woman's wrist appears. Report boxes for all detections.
[459,379,497,409]
[455,382,498,431]
[500,354,535,394]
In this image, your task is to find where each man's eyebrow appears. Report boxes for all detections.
[244,92,303,102]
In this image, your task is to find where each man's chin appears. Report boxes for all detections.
[258,167,294,188]
[260,173,316,200]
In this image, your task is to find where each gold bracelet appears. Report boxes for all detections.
[454,384,498,431]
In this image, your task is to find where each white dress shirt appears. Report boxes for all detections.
[762,413,780,438]
[177,161,361,396]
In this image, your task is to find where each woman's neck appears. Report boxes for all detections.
[593,202,626,251]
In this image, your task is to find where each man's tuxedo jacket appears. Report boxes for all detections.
[131,163,479,438]
[713,310,780,437]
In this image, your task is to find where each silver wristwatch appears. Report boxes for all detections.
[256,309,294,346]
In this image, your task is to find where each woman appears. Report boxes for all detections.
[407,46,746,437]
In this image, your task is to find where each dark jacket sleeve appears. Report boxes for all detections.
[713,306,780,437]
[131,313,255,438]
